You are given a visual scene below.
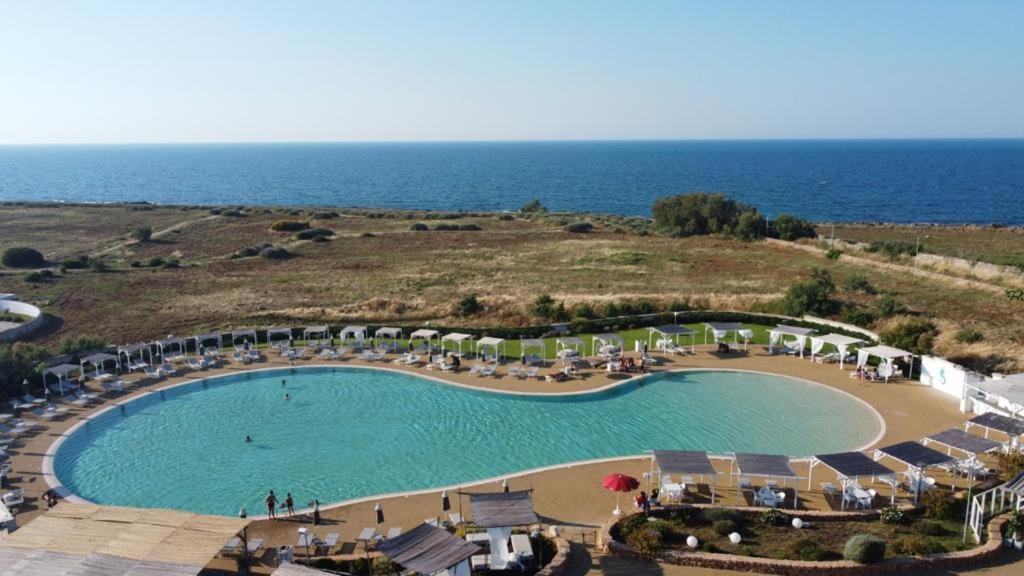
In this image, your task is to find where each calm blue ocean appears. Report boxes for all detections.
[1,140,1022,223]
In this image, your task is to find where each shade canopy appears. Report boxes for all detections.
[734,453,797,478]
[593,333,623,346]
[376,522,481,576]
[771,325,815,337]
[520,338,545,350]
[811,333,865,347]
[705,322,745,332]
[192,333,223,345]
[966,412,1024,438]
[876,441,955,469]
[80,353,117,366]
[652,450,716,475]
[410,328,439,339]
[924,428,1002,456]
[43,363,81,377]
[118,343,151,354]
[651,325,694,336]
[468,490,538,528]
[476,336,505,347]
[812,452,895,479]
[303,325,329,335]
[155,337,184,348]
[230,329,257,342]
[858,345,913,360]
[375,327,402,338]
[442,332,472,342]
[274,562,335,575]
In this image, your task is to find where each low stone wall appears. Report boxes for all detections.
[599,509,1010,576]
[0,298,44,342]
[535,536,571,576]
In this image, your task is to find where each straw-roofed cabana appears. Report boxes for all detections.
[648,325,695,354]
[0,503,248,575]
[767,325,815,357]
[808,452,897,509]
[809,333,865,369]
[467,491,539,571]
[377,523,481,576]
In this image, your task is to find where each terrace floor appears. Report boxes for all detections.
[4,345,1021,574]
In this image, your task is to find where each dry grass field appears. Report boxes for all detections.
[2,203,1022,372]
[819,223,1024,269]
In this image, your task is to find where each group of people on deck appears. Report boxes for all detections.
[607,355,644,374]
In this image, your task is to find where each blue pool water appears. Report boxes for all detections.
[2,140,1023,224]
[53,367,881,516]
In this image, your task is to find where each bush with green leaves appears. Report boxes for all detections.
[372,554,401,575]
[410,222,429,231]
[702,507,742,525]
[825,248,842,260]
[565,221,594,233]
[880,505,905,525]
[771,214,817,241]
[652,192,766,240]
[881,318,938,356]
[25,270,55,283]
[270,220,309,232]
[294,227,335,240]
[892,535,946,556]
[1007,288,1024,302]
[912,521,946,536]
[458,294,483,316]
[712,519,738,536]
[616,513,649,538]
[60,336,106,355]
[843,273,876,294]
[60,255,91,270]
[458,223,482,231]
[844,534,886,563]
[0,342,52,401]
[922,490,959,521]
[842,307,875,327]
[498,213,514,221]
[2,246,45,268]
[782,268,838,316]
[132,226,153,242]
[759,508,788,527]
[874,295,908,318]
[955,327,984,344]
[89,258,109,272]
[520,199,548,214]
[866,239,919,260]
[625,527,663,560]
[260,246,291,259]
[788,538,827,561]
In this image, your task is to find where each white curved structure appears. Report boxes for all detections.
[0,294,44,342]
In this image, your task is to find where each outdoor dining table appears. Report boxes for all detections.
[661,482,684,502]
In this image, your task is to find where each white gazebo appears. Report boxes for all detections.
[375,327,403,351]
[79,352,119,380]
[192,332,224,354]
[154,337,186,362]
[266,327,293,349]
[118,343,154,371]
[858,345,915,381]
[519,338,546,364]
[441,332,473,357]
[230,328,258,350]
[703,322,753,350]
[409,328,440,353]
[648,325,695,354]
[303,325,331,346]
[767,325,815,358]
[592,333,624,357]
[43,363,82,395]
[476,336,506,361]
[339,325,368,346]
[555,336,585,359]
[809,333,865,369]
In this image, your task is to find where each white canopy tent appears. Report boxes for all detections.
[555,336,585,358]
[476,336,506,361]
[648,325,695,354]
[409,329,441,353]
[80,352,119,380]
[230,329,258,350]
[44,363,83,395]
[703,322,753,350]
[592,333,623,357]
[375,327,403,351]
[192,332,224,354]
[155,337,186,362]
[520,338,546,364]
[265,327,293,348]
[809,334,865,369]
[767,325,815,358]
[441,332,473,357]
[118,343,154,371]
[339,325,368,345]
[303,325,331,346]
[858,345,915,382]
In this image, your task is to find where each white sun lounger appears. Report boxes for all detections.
[187,357,205,370]
[478,363,497,377]
[21,395,46,406]
[101,380,125,394]
[143,365,161,378]
[246,538,263,554]
[525,366,539,379]
[159,363,177,376]
[386,527,402,539]
[0,424,27,437]
[8,399,32,411]
[317,533,340,555]
[30,408,58,420]
[220,537,241,556]
[448,512,464,526]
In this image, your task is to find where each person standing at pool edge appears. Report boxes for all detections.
[266,490,278,519]
[285,493,295,517]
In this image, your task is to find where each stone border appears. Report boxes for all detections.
[535,536,571,576]
[600,509,1011,576]
[42,364,885,520]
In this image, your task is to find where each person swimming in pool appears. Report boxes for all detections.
[282,379,286,387]
[245,435,252,443]
[284,393,290,401]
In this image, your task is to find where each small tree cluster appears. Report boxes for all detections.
[652,192,766,240]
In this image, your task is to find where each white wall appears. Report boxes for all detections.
[920,355,969,401]
[0,298,44,342]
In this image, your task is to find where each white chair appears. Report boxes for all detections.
[820,482,837,499]
[2,489,24,509]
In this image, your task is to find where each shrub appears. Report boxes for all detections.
[2,246,45,268]
[147,257,166,268]
[842,307,875,327]
[866,239,919,260]
[372,554,401,575]
[955,327,984,344]
[652,192,767,240]
[996,447,1024,481]
[922,490,957,521]
[233,242,272,258]
[458,294,484,316]
[60,336,106,355]
[771,214,817,241]
[880,505,905,525]
[270,220,309,232]
[616,513,649,538]
[825,248,842,260]
[220,209,245,217]
[788,538,827,561]
[625,527,663,560]
[360,232,375,237]
[89,258,109,272]
[294,227,335,240]
[260,246,291,259]
[0,342,52,400]
[458,223,482,231]
[892,535,946,556]
[844,534,886,563]
[874,295,908,318]
[162,259,180,269]
[520,199,548,213]
[646,519,676,536]
[314,211,339,219]
[843,273,876,294]
[881,318,938,356]
[411,222,429,231]
[913,521,946,536]
[573,303,596,319]
[24,271,47,283]
[129,261,142,268]
[532,294,557,319]
[1007,288,1024,302]
[701,541,723,554]
[712,519,738,536]
[433,223,459,231]
[60,255,91,270]
[782,268,838,316]
[759,508,787,527]
[565,221,594,233]
[702,507,741,525]
[498,213,514,221]
[132,226,153,242]
[665,506,700,525]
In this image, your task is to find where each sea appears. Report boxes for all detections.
[1,139,1022,224]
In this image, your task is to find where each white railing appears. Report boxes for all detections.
[967,482,1024,542]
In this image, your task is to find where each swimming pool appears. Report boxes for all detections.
[51,367,882,516]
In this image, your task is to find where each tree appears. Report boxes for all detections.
[771,214,817,241]
[0,342,51,401]
[2,246,45,268]
[457,294,483,316]
[782,268,838,316]
[520,199,548,213]
[132,226,153,242]
[652,192,766,239]
[734,209,767,241]
[532,294,557,319]
[881,318,938,355]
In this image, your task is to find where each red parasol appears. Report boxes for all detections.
[602,473,639,515]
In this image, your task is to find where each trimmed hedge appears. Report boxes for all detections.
[843,533,886,564]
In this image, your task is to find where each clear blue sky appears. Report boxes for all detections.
[1,1,1021,143]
